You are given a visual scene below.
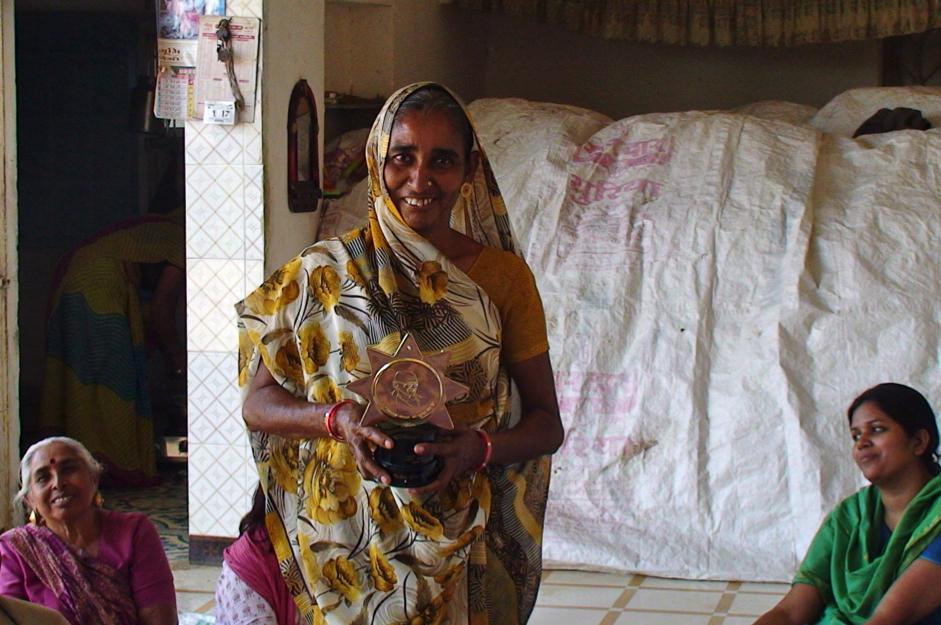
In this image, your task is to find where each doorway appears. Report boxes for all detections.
[14,1,187,526]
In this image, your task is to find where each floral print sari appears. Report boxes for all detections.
[236,83,550,625]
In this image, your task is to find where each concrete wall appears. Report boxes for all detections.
[263,0,325,272]
[325,1,488,104]
[391,2,488,102]
[479,12,882,118]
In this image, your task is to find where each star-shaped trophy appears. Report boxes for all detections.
[347,333,468,487]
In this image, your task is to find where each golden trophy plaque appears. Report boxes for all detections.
[347,333,468,487]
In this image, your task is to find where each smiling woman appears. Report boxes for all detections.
[382,96,478,244]
[0,437,177,625]
[753,383,941,625]
[235,83,564,625]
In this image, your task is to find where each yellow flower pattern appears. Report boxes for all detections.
[392,593,449,625]
[346,259,367,288]
[323,556,362,603]
[438,525,483,557]
[439,472,473,513]
[273,340,304,387]
[434,561,464,588]
[237,329,257,387]
[339,331,360,373]
[401,502,444,540]
[304,439,360,525]
[299,321,330,375]
[368,542,397,592]
[269,440,299,494]
[245,257,302,315]
[472,472,492,515]
[368,487,405,536]
[311,376,341,404]
[418,261,448,305]
[310,265,341,311]
[298,531,321,582]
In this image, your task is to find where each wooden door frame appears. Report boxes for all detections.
[0,0,20,530]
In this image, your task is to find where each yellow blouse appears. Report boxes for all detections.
[467,246,550,364]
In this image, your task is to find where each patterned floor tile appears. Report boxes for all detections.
[99,468,789,623]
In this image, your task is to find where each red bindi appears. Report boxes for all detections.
[49,458,56,465]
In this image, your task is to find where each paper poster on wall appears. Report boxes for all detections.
[193,16,259,123]
[158,0,226,39]
[153,0,226,120]
[154,40,198,119]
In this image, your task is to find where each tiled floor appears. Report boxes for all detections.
[112,467,789,624]
[172,564,219,616]
[532,571,787,625]
[172,565,789,624]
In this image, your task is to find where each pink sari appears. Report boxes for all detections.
[5,524,138,625]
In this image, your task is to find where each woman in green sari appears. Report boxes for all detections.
[237,83,563,624]
[755,383,941,625]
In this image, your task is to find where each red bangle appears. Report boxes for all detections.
[470,429,492,472]
[325,400,356,442]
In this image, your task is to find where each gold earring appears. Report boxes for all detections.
[29,509,39,525]
[94,492,104,508]
[461,182,473,198]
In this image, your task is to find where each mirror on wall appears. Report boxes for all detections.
[287,79,322,213]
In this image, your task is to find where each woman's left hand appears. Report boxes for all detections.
[408,351,564,495]
[409,423,487,494]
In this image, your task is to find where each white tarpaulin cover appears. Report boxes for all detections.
[318,89,941,582]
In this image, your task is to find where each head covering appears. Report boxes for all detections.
[237,82,550,624]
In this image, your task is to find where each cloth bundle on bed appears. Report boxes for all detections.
[317,87,941,581]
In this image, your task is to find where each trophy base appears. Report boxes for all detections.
[374,423,441,488]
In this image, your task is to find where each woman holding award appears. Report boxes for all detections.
[237,83,564,624]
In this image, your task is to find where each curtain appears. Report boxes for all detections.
[455,0,941,47]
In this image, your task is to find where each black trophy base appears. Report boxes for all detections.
[374,423,441,488]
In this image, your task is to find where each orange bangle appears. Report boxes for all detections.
[470,429,492,472]
[325,400,356,442]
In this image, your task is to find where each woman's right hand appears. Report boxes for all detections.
[244,360,396,483]
[331,402,395,485]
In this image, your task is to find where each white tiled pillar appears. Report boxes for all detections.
[185,0,264,544]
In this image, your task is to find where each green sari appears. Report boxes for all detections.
[795,474,941,624]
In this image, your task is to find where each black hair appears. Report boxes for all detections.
[394,86,474,159]
[848,382,941,473]
[239,483,267,536]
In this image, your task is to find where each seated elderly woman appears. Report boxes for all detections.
[754,383,941,625]
[0,437,178,625]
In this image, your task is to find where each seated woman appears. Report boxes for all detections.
[215,485,298,625]
[0,437,177,625]
[754,383,941,625]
